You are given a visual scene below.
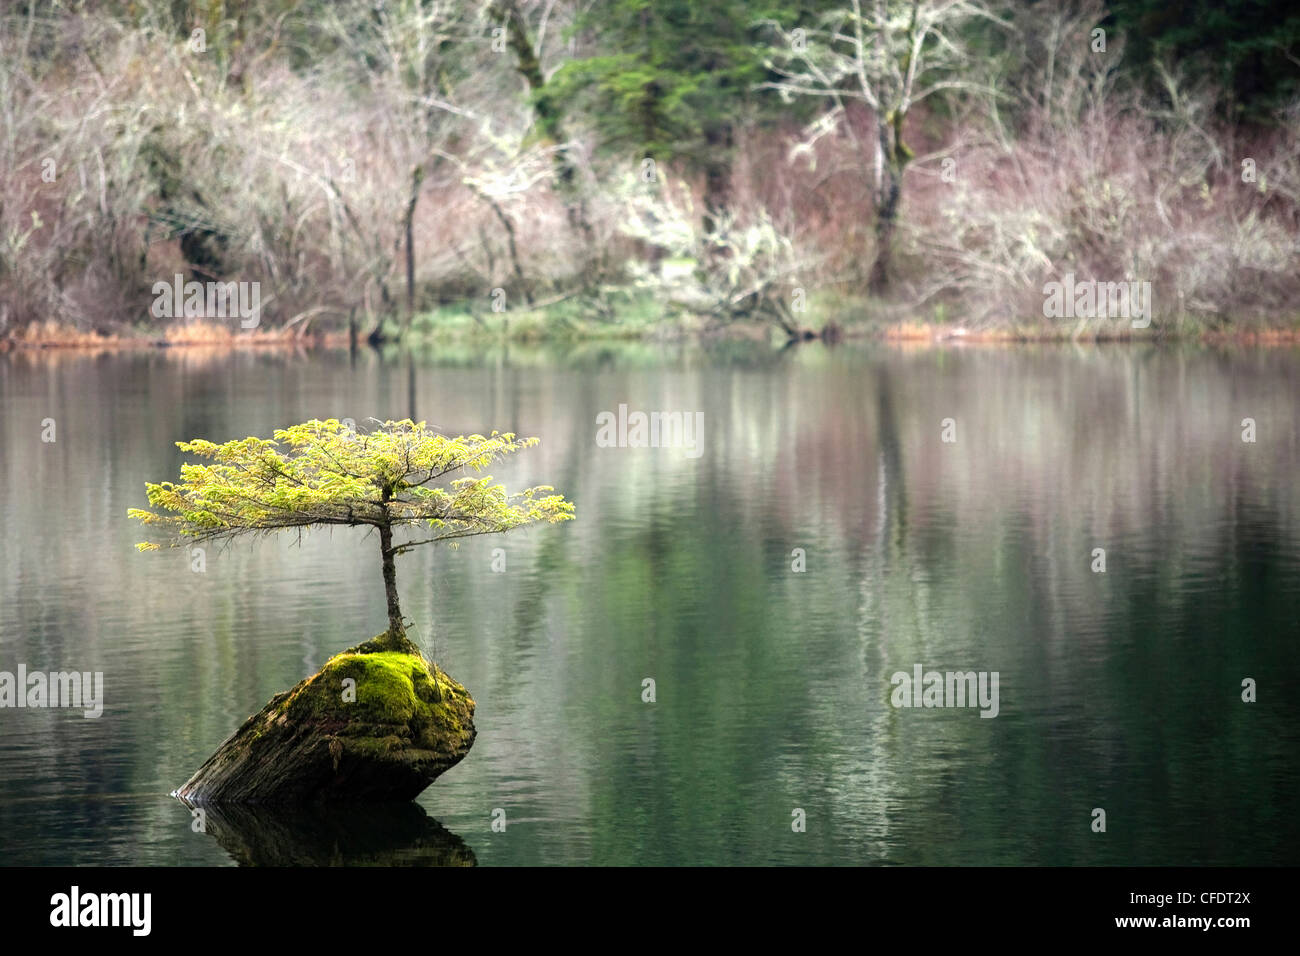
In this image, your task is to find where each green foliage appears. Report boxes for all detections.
[549,0,833,170]
[1108,0,1300,117]
[129,419,574,551]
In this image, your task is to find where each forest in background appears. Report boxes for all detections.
[1,0,1298,345]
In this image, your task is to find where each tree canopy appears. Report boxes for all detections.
[130,418,574,642]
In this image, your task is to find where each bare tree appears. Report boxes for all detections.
[764,0,1007,292]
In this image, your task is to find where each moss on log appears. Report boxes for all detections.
[175,632,475,804]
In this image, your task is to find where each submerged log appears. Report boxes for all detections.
[175,632,475,804]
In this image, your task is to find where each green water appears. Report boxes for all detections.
[1,342,1297,865]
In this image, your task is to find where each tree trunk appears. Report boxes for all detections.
[702,126,733,233]
[403,164,424,335]
[490,0,597,271]
[474,186,533,306]
[869,105,910,294]
[378,521,404,640]
[700,123,735,291]
[869,163,901,293]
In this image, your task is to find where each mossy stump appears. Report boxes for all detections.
[175,631,475,804]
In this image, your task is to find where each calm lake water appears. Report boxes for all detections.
[1,342,1298,866]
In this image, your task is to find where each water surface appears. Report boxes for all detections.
[1,342,1297,865]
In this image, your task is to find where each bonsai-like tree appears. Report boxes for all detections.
[129,419,574,650]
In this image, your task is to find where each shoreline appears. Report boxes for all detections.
[4,315,1300,352]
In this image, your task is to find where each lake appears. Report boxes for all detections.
[1,342,1297,865]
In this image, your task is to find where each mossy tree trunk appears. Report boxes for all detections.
[489,0,597,271]
[377,485,404,644]
[869,151,903,294]
[868,102,912,293]
[868,1,917,294]
[176,648,477,804]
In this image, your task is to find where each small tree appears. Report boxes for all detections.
[129,419,574,650]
